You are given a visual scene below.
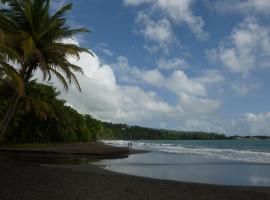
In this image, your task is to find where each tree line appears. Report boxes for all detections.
[101,122,227,140]
[0,81,103,143]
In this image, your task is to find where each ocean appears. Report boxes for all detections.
[99,140,270,186]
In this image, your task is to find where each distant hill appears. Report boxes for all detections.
[99,122,227,140]
[228,135,270,140]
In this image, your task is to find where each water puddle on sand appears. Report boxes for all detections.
[97,151,270,187]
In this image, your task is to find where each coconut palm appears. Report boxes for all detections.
[0,0,92,140]
[0,29,24,93]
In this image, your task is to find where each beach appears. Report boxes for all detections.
[101,140,270,187]
[0,160,270,200]
[0,142,270,200]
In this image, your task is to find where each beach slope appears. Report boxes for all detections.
[0,161,269,200]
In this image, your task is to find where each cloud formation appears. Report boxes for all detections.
[136,13,173,44]
[35,39,175,123]
[213,0,270,15]
[124,0,208,40]
[243,112,270,134]
[157,58,190,70]
[64,53,177,122]
[231,81,261,96]
[229,112,270,135]
[135,12,175,53]
[207,17,270,75]
[37,1,270,135]
[111,55,222,117]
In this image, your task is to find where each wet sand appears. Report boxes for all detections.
[0,160,270,200]
[0,142,135,159]
[0,142,270,200]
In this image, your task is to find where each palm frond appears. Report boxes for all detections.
[0,61,24,96]
[47,66,69,91]
[0,0,93,92]
[51,3,72,20]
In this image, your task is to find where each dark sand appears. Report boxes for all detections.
[1,161,270,199]
[0,142,270,200]
[0,142,136,159]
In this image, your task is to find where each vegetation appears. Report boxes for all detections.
[101,122,227,140]
[228,135,270,140]
[0,0,91,140]
[0,81,103,143]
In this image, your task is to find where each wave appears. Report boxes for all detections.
[103,140,270,164]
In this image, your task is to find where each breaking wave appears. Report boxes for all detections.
[103,140,270,164]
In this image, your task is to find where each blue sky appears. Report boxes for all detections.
[51,0,270,136]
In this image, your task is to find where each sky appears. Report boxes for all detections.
[49,0,270,136]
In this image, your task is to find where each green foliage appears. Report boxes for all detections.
[0,81,102,143]
[0,0,92,89]
[0,0,92,138]
[100,123,227,140]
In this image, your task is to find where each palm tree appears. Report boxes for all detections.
[0,28,24,94]
[0,0,92,140]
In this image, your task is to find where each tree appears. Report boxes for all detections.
[0,81,102,143]
[0,0,92,140]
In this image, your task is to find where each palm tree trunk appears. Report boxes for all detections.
[0,92,20,142]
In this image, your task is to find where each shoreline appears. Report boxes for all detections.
[0,160,270,200]
[0,142,270,199]
[0,142,147,159]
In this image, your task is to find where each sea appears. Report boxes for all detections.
[99,140,270,186]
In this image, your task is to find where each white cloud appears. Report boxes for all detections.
[142,69,215,98]
[124,0,153,6]
[166,71,222,115]
[208,17,270,74]
[102,49,113,56]
[113,56,207,97]
[179,93,222,114]
[37,37,223,131]
[111,55,222,116]
[213,0,270,15]
[231,82,261,96]
[166,70,206,97]
[155,0,208,40]
[98,44,114,57]
[65,54,178,122]
[180,111,270,136]
[135,12,176,53]
[208,112,270,136]
[181,111,270,136]
[184,119,225,133]
[143,45,161,54]
[136,12,173,43]
[239,112,270,135]
[141,69,165,86]
[97,43,114,56]
[194,69,224,84]
[157,58,189,70]
[35,39,177,123]
[111,56,142,83]
[124,0,208,40]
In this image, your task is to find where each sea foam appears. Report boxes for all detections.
[103,140,270,164]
